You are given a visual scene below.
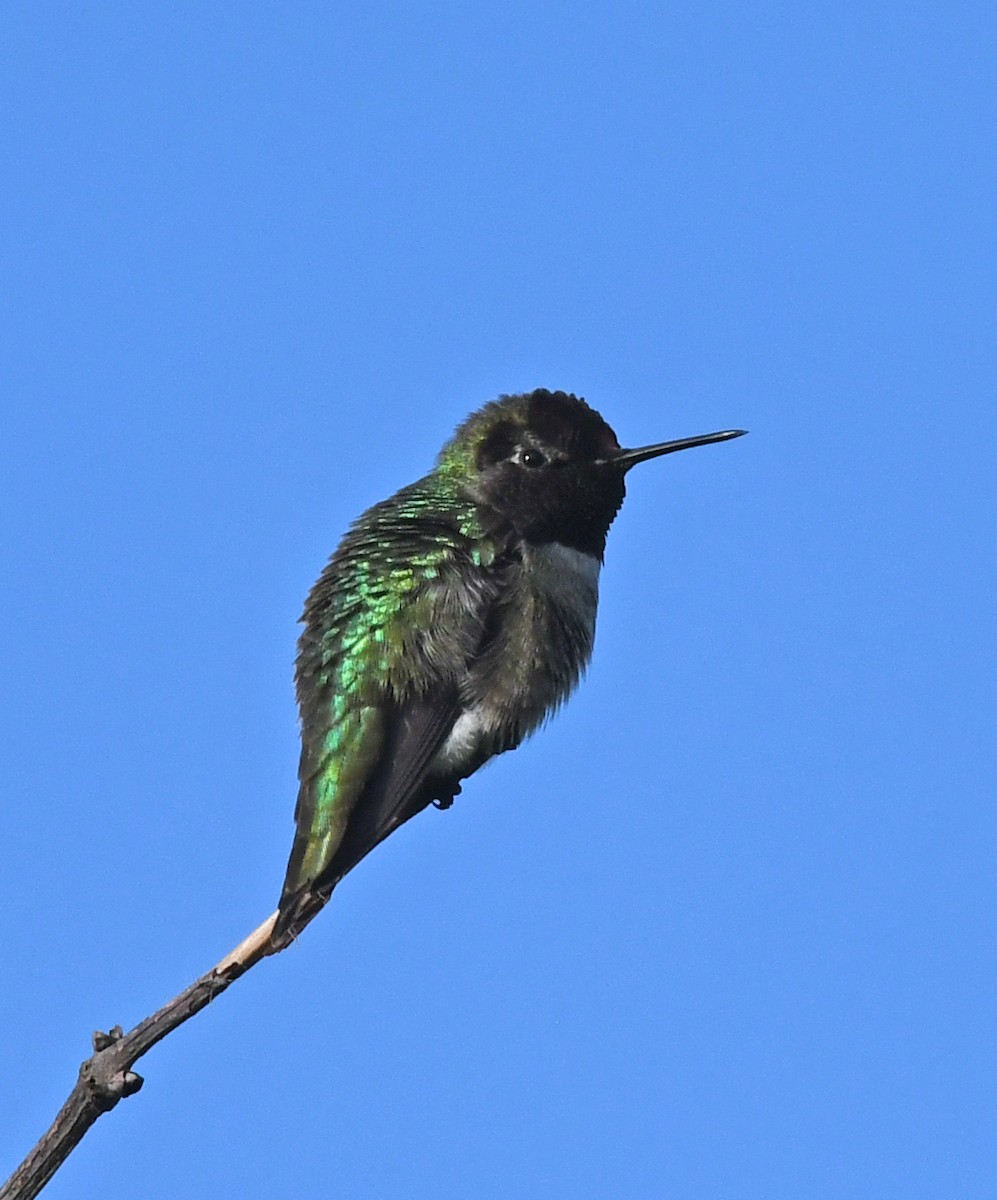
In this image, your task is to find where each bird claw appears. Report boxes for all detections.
[433,783,462,810]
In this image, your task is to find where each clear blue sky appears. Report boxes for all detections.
[2,4,994,1198]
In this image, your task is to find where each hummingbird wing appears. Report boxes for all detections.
[316,690,463,879]
[272,496,500,947]
[273,689,461,944]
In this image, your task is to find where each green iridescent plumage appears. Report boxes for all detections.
[275,471,507,940]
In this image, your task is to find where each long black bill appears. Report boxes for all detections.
[610,428,747,471]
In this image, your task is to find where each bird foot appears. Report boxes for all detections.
[432,783,462,810]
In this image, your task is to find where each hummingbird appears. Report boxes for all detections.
[271,389,744,948]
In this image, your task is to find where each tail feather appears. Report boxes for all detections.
[271,884,333,950]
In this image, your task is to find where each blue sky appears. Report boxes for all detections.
[2,3,995,1197]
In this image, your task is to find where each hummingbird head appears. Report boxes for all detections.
[439,389,745,558]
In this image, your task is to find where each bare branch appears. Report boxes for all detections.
[0,912,280,1200]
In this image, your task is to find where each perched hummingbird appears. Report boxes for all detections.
[271,390,744,948]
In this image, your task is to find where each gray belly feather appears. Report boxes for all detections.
[433,541,600,777]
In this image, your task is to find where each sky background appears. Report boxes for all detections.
[2,3,995,1198]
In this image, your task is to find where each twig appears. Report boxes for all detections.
[0,911,280,1200]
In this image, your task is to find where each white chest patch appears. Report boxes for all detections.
[525,541,601,632]
[436,705,494,770]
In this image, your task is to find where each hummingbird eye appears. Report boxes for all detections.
[517,447,548,469]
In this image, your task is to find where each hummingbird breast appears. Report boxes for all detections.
[432,540,601,778]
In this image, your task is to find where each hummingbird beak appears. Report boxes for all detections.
[609,428,747,471]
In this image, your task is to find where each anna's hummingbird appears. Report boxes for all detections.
[271,389,744,948]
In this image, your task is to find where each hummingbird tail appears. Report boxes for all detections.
[270,885,333,951]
